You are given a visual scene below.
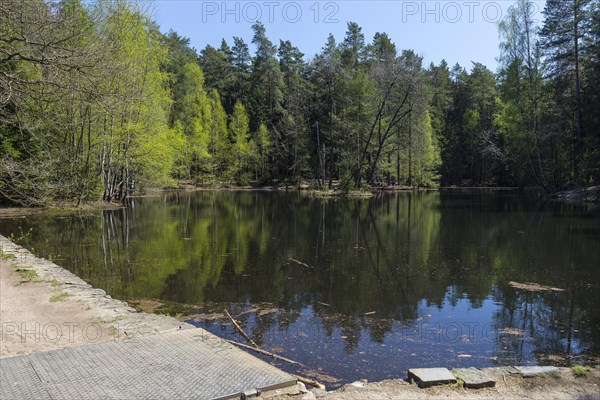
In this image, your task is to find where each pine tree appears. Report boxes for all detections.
[230,37,251,107]
[540,0,594,183]
[340,22,366,68]
[498,0,548,189]
[277,40,309,181]
[200,42,235,112]
[249,22,284,129]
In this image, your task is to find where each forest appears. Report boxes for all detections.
[1,0,599,205]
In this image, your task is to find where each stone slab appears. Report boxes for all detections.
[408,368,457,388]
[482,366,521,376]
[514,366,560,377]
[453,368,496,389]
[0,329,297,400]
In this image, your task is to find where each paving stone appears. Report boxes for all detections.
[514,366,560,377]
[408,368,457,388]
[453,368,496,389]
[1,328,297,399]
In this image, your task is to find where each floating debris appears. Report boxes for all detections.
[509,281,565,292]
[289,258,313,268]
[498,327,526,336]
[188,312,226,322]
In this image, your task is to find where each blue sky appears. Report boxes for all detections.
[152,1,547,72]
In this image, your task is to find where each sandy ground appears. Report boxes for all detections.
[0,259,117,357]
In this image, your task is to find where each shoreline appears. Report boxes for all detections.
[2,185,597,219]
[1,236,599,399]
[0,235,193,358]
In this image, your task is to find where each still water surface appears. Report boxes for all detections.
[1,191,599,385]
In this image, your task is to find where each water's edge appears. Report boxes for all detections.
[0,235,194,339]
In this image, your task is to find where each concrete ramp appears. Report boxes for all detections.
[0,329,296,400]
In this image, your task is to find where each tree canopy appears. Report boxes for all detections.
[1,0,598,205]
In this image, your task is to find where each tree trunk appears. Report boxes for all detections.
[573,2,584,183]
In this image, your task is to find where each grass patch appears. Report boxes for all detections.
[47,278,60,287]
[77,300,92,310]
[572,365,590,377]
[0,249,14,260]
[91,315,125,324]
[454,373,465,389]
[15,267,42,284]
[50,292,70,302]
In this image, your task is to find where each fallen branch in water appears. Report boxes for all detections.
[509,281,564,292]
[289,258,313,268]
[224,309,259,348]
[291,374,326,390]
[227,340,301,365]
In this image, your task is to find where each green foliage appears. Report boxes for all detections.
[15,268,41,283]
[1,0,597,204]
[412,111,441,187]
[572,365,590,377]
[227,102,254,182]
[454,374,465,389]
[0,249,14,260]
[255,123,271,181]
[7,227,33,244]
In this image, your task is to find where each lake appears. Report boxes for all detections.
[1,190,599,386]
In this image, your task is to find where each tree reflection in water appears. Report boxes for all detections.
[2,190,598,384]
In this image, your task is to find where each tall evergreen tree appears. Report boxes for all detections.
[540,0,594,183]
[249,22,284,129]
[230,37,251,107]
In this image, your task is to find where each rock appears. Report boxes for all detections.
[514,366,560,377]
[297,382,308,393]
[310,388,328,397]
[301,391,317,400]
[483,366,520,376]
[453,368,496,389]
[350,379,368,388]
[408,368,457,388]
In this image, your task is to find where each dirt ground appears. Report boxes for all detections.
[0,259,117,357]
[319,369,600,400]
